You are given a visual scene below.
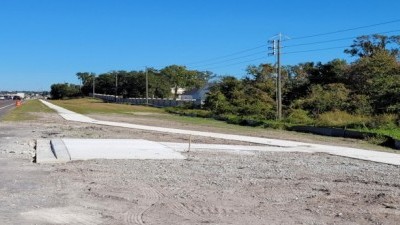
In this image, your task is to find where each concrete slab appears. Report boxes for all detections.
[35,139,57,164]
[313,144,400,166]
[160,142,314,154]
[60,139,185,160]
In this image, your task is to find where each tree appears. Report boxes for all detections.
[345,35,400,114]
[283,63,312,105]
[95,73,116,95]
[50,83,80,99]
[295,83,350,116]
[147,68,171,98]
[245,64,276,97]
[204,75,275,119]
[344,34,400,58]
[160,65,210,99]
[161,65,190,99]
[308,59,348,85]
[76,72,96,96]
[348,50,399,94]
[203,89,231,114]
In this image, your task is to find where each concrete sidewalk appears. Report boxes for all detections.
[36,139,186,163]
[39,100,400,166]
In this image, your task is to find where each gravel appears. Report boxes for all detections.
[0,112,399,224]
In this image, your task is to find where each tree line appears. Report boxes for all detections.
[50,34,400,127]
[203,34,400,128]
[51,65,212,100]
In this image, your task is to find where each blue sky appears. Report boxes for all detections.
[0,0,399,91]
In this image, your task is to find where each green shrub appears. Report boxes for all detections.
[365,134,388,145]
[316,110,369,128]
[262,120,289,130]
[225,115,241,125]
[240,116,264,127]
[367,114,398,129]
[285,109,314,125]
[164,107,213,118]
[185,109,212,118]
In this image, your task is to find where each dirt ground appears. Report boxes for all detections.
[1,112,400,224]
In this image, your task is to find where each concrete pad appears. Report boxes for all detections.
[60,139,185,160]
[312,144,400,166]
[35,139,58,164]
[160,142,314,155]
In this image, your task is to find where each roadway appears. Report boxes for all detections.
[0,100,15,119]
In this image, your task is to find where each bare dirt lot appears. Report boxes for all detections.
[1,112,400,224]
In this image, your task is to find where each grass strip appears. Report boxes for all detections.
[2,99,54,121]
[50,98,166,115]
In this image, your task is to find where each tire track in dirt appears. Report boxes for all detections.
[124,185,162,225]
[161,187,238,223]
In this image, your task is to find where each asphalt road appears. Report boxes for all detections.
[0,100,15,119]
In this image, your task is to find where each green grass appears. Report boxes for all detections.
[50,98,166,115]
[2,99,54,121]
[357,128,400,140]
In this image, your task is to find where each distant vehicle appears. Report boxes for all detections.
[13,96,22,100]
[0,96,4,100]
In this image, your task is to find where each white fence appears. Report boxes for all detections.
[92,94,201,107]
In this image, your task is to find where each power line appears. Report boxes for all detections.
[197,45,349,71]
[197,56,270,71]
[185,44,266,66]
[283,29,400,48]
[186,19,400,70]
[283,45,350,55]
[190,50,265,68]
[288,19,400,41]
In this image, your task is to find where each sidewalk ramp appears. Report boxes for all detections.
[36,139,185,163]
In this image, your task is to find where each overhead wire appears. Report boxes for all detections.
[185,44,266,66]
[187,19,400,71]
[188,50,265,68]
[198,56,270,71]
[283,46,350,55]
[283,29,400,48]
[287,19,400,41]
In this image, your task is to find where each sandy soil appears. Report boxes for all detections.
[0,112,400,224]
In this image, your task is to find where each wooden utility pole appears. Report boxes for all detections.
[92,75,95,98]
[115,74,118,102]
[277,33,282,120]
[145,67,149,105]
[268,33,283,120]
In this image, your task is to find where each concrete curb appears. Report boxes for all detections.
[36,139,59,164]
[50,139,71,162]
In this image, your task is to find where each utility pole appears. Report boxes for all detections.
[115,73,118,102]
[268,33,283,120]
[145,67,149,106]
[92,75,95,98]
[277,33,282,120]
